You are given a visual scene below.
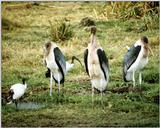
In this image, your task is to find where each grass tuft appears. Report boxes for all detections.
[49,18,74,43]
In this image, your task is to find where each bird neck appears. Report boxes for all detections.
[143,46,148,58]
[143,44,153,58]
[24,83,27,89]
[44,45,52,58]
[90,34,98,47]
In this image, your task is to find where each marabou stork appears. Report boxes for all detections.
[7,78,27,109]
[84,26,109,104]
[123,36,153,87]
[43,41,82,96]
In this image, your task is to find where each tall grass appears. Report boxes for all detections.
[98,2,159,31]
[49,18,74,43]
[2,17,23,30]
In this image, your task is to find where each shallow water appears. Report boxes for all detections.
[9,102,45,110]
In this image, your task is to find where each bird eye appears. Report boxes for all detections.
[45,43,50,49]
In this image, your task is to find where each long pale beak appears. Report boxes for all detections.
[148,45,154,56]
[42,59,47,66]
[126,45,130,51]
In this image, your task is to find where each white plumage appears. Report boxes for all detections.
[44,41,82,96]
[10,83,27,100]
[66,61,74,72]
[127,40,148,73]
[123,36,151,86]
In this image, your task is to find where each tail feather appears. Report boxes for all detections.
[7,89,14,103]
[124,72,133,82]
[7,101,13,104]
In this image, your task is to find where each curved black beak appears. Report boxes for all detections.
[71,56,83,67]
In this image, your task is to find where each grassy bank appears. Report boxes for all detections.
[1,2,159,127]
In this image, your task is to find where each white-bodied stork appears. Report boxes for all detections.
[84,26,109,105]
[7,78,27,109]
[43,41,82,96]
[123,36,152,87]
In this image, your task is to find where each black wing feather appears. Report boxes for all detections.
[97,49,109,80]
[45,68,62,84]
[45,68,51,78]
[123,45,141,81]
[7,89,14,101]
[84,49,89,75]
[54,47,66,84]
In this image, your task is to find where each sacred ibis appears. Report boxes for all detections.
[7,78,27,109]
[84,26,109,105]
[43,41,82,96]
[123,36,153,87]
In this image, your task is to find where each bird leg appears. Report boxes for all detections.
[100,79,104,107]
[14,100,18,110]
[92,85,94,108]
[58,83,60,96]
[58,73,60,96]
[101,91,104,108]
[61,83,65,99]
[132,71,135,87]
[50,71,53,96]
[139,72,142,85]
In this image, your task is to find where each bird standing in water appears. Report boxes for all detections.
[7,78,27,109]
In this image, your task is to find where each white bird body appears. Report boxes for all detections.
[91,79,107,92]
[7,79,27,109]
[123,36,150,86]
[47,54,74,75]
[44,41,82,96]
[46,53,63,82]
[10,83,27,100]
[66,61,74,72]
[125,40,148,81]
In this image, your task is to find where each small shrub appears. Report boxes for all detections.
[142,11,159,31]
[99,2,159,31]
[80,17,96,27]
[49,19,73,42]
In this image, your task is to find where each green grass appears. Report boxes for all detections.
[1,2,159,127]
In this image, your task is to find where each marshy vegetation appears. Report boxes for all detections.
[1,2,159,127]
